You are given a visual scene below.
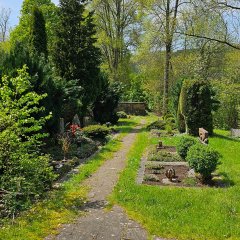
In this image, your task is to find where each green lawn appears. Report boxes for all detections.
[111,119,240,240]
[0,117,140,240]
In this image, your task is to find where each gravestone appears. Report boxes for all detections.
[231,129,240,137]
[72,114,81,126]
[199,128,209,144]
[84,116,93,126]
[60,118,64,135]
[157,140,163,150]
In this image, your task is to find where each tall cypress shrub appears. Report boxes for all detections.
[178,79,215,136]
[29,6,48,57]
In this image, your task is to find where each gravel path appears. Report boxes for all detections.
[46,124,154,240]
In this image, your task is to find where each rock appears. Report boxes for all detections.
[188,169,195,178]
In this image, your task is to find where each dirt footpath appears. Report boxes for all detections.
[46,124,165,240]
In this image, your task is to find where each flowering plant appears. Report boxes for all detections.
[70,124,81,136]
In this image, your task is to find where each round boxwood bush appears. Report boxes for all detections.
[186,144,220,182]
[117,111,128,119]
[82,125,110,139]
[177,136,198,159]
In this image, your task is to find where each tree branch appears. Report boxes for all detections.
[217,1,240,10]
[176,31,240,50]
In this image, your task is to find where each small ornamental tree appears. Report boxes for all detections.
[0,66,56,215]
[178,79,217,136]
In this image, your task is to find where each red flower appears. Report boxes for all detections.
[70,124,80,136]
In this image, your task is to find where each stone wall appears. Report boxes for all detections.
[117,102,147,116]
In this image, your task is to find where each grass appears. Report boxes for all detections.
[0,117,140,240]
[111,121,240,240]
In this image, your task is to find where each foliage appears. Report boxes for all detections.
[92,0,137,82]
[146,115,176,134]
[0,43,64,133]
[186,144,220,181]
[176,136,198,160]
[10,0,58,54]
[93,74,123,124]
[148,150,182,162]
[146,120,165,131]
[0,117,136,239]
[29,6,48,57]
[122,75,149,103]
[76,143,98,159]
[53,0,101,122]
[169,78,185,132]
[0,66,55,216]
[178,79,218,135]
[58,133,71,160]
[144,174,160,182]
[82,125,110,139]
[213,82,240,130]
[117,111,128,119]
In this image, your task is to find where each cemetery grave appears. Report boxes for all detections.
[140,128,229,188]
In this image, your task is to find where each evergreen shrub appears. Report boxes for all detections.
[117,111,128,119]
[178,79,216,136]
[82,125,110,139]
[177,136,198,159]
[187,144,220,182]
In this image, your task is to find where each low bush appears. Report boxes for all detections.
[146,120,166,131]
[148,151,182,162]
[144,174,160,182]
[177,136,198,159]
[186,144,220,182]
[77,143,98,159]
[117,111,128,119]
[82,125,110,139]
[93,74,123,124]
[145,162,164,170]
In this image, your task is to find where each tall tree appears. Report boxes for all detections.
[177,0,240,50]
[139,0,183,114]
[10,0,58,54]
[92,0,137,81]
[29,6,48,57]
[0,7,11,42]
[53,0,101,124]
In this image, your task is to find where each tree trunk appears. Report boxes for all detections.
[163,43,171,115]
[163,0,171,115]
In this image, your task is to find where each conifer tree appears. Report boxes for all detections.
[53,0,101,124]
[29,6,48,57]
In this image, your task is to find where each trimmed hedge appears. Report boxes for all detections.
[82,125,110,139]
[178,79,215,136]
[117,111,128,119]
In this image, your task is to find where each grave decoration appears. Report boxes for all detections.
[199,128,209,144]
[165,168,176,182]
